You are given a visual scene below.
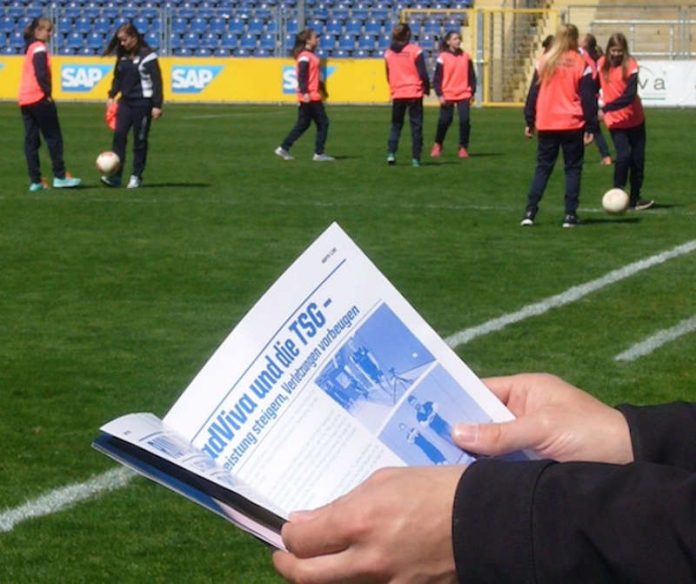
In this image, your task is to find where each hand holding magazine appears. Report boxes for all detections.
[94,223,525,548]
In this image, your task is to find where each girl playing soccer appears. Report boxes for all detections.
[102,23,163,189]
[384,23,430,167]
[19,17,81,192]
[597,33,654,210]
[275,29,334,162]
[520,24,598,228]
[430,30,476,159]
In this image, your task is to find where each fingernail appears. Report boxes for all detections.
[453,423,479,443]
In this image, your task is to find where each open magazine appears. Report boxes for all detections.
[93,222,524,549]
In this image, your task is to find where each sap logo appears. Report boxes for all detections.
[282,65,337,94]
[61,65,112,92]
[171,66,223,93]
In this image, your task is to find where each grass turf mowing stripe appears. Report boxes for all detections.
[614,314,696,362]
[2,239,694,533]
[445,239,696,348]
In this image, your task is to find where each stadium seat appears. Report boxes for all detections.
[337,34,355,51]
[0,18,14,34]
[145,31,159,48]
[93,18,112,35]
[326,19,342,36]
[220,32,238,50]
[209,18,227,34]
[191,17,208,34]
[171,17,188,34]
[87,32,105,51]
[259,33,275,51]
[182,32,199,49]
[365,18,382,35]
[201,31,218,49]
[66,32,84,51]
[246,18,264,35]
[344,20,363,36]
[240,33,257,50]
[229,18,245,34]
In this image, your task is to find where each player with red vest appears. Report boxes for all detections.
[430,31,476,159]
[521,24,598,228]
[275,29,334,162]
[384,23,430,167]
[598,33,654,210]
[18,17,81,192]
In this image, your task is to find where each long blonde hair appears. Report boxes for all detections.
[538,24,579,84]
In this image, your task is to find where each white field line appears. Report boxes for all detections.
[2,239,694,534]
[0,467,134,533]
[445,239,696,348]
[614,314,696,362]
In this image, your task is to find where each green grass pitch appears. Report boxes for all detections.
[0,102,694,582]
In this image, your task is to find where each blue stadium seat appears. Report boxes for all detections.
[133,17,150,32]
[171,17,188,34]
[229,18,245,34]
[365,18,382,35]
[66,32,84,51]
[354,48,370,58]
[196,48,211,56]
[337,34,355,51]
[93,18,112,35]
[209,18,227,34]
[87,32,105,51]
[357,34,376,50]
[326,18,342,36]
[0,18,14,34]
[259,32,275,51]
[201,31,218,50]
[240,33,257,50]
[220,32,238,50]
[145,31,159,47]
[10,31,25,50]
[246,18,264,35]
[334,48,350,58]
[345,20,363,36]
[182,32,199,49]
[190,17,208,34]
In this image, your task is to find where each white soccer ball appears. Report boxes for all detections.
[96,151,120,176]
[602,188,630,215]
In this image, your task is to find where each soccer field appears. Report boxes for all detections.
[0,102,694,582]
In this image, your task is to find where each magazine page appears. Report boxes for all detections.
[164,222,517,515]
[96,413,285,547]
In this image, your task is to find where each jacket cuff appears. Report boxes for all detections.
[452,459,553,583]
[617,403,696,470]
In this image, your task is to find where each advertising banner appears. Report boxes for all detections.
[638,60,696,107]
[0,55,390,104]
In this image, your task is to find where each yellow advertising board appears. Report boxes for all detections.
[0,55,390,104]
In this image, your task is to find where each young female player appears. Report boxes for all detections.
[430,30,476,159]
[521,24,597,228]
[598,33,654,210]
[275,28,334,162]
[384,23,430,167]
[102,23,163,188]
[581,33,613,165]
[19,17,81,192]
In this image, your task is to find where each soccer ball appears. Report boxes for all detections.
[602,188,629,215]
[96,151,120,176]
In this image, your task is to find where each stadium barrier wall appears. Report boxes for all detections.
[0,56,391,104]
[1,55,693,106]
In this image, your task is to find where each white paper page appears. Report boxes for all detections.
[164,223,516,514]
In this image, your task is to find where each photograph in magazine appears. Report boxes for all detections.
[315,303,496,465]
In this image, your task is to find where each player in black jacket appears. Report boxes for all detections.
[101,23,162,189]
[272,373,696,583]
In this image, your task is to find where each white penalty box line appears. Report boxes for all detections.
[615,314,696,362]
[2,239,695,534]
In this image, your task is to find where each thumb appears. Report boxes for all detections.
[452,417,539,456]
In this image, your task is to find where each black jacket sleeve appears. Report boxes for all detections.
[469,64,477,97]
[108,58,121,99]
[415,53,430,95]
[297,59,309,95]
[524,71,539,127]
[452,402,696,583]
[433,61,443,97]
[602,73,639,112]
[579,71,598,133]
[145,57,163,108]
[33,51,51,97]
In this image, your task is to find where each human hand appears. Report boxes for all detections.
[583,131,594,145]
[273,466,463,583]
[524,126,534,138]
[302,93,311,103]
[151,107,162,119]
[452,373,633,464]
